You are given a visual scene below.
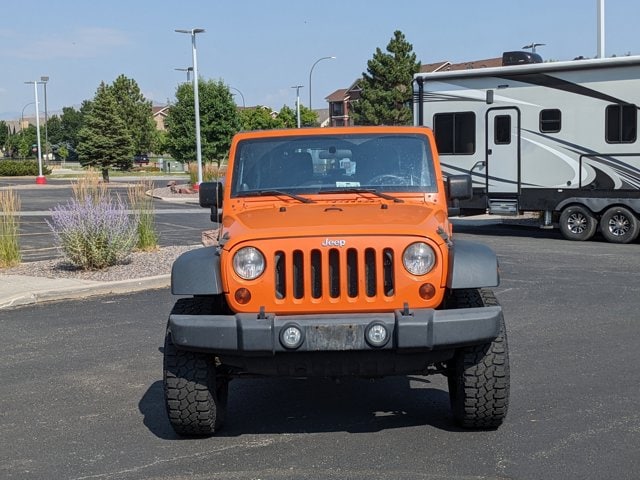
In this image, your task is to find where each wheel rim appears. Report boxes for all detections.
[567,213,588,234]
[607,213,630,237]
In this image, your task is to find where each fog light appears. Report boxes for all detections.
[280,324,304,349]
[365,322,389,348]
[235,288,251,304]
[419,283,436,300]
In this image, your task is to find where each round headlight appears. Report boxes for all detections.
[403,242,436,276]
[233,247,265,280]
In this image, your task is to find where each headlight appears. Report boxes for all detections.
[403,242,436,276]
[233,247,265,280]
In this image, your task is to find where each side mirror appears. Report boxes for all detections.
[446,175,473,217]
[199,181,223,222]
[447,174,473,201]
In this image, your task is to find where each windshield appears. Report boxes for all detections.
[230,133,437,197]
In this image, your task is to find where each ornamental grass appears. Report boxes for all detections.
[0,189,21,268]
[127,179,158,251]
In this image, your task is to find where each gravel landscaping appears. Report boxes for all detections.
[1,245,199,281]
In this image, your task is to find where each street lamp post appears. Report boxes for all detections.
[175,28,205,190]
[229,87,246,108]
[291,85,304,128]
[40,76,49,160]
[308,56,335,110]
[20,102,35,132]
[174,67,193,82]
[24,81,46,184]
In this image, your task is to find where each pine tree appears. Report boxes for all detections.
[77,82,134,182]
[351,30,421,126]
[109,75,155,156]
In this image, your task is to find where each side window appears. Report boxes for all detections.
[540,109,561,133]
[494,115,511,144]
[433,112,475,154]
[606,104,637,143]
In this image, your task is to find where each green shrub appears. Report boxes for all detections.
[0,160,52,176]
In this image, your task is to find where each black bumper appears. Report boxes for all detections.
[168,306,502,354]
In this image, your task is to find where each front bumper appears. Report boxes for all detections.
[168,306,502,354]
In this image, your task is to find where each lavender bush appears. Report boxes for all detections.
[47,195,137,270]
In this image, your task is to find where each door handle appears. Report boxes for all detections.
[487,149,493,155]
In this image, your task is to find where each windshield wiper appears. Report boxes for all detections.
[237,190,316,203]
[318,188,404,203]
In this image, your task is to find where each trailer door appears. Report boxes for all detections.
[486,108,520,194]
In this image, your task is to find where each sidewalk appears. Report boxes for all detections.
[0,274,171,310]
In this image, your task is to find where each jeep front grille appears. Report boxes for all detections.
[274,247,395,301]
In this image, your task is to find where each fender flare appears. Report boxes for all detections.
[171,246,223,295]
[447,239,500,289]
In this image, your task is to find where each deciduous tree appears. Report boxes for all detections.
[165,79,240,165]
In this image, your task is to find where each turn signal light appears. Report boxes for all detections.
[235,288,251,304]
[419,283,436,300]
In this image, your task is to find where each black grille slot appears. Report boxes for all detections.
[311,249,322,298]
[274,251,285,299]
[347,248,358,297]
[329,249,340,298]
[365,248,376,296]
[293,250,304,299]
[272,245,396,302]
[383,248,395,296]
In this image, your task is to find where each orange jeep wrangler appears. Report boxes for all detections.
[164,126,509,435]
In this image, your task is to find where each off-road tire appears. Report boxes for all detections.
[446,288,510,429]
[599,206,640,244]
[163,297,228,436]
[559,205,597,241]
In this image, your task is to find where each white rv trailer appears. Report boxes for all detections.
[413,55,640,243]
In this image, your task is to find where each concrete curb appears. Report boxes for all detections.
[0,274,170,310]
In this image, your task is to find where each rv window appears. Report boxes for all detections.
[606,104,637,143]
[494,115,511,144]
[433,112,475,155]
[540,109,561,133]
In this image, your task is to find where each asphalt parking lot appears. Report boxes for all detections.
[2,221,639,480]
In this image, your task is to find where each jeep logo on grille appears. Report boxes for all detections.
[321,238,346,247]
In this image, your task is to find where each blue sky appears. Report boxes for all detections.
[1,0,638,120]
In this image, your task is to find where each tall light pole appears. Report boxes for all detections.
[24,81,46,184]
[175,28,205,189]
[229,86,246,108]
[291,85,304,128]
[174,67,193,82]
[308,56,335,110]
[597,0,605,58]
[40,76,49,160]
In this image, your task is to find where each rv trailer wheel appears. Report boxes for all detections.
[559,206,597,241]
[599,206,640,244]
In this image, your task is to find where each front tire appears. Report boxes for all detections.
[599,206,639,244]
[559,205,597,241]
[163,298,228,436]
[446,289,510,429]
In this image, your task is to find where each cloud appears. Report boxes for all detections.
[7,27,131,60]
